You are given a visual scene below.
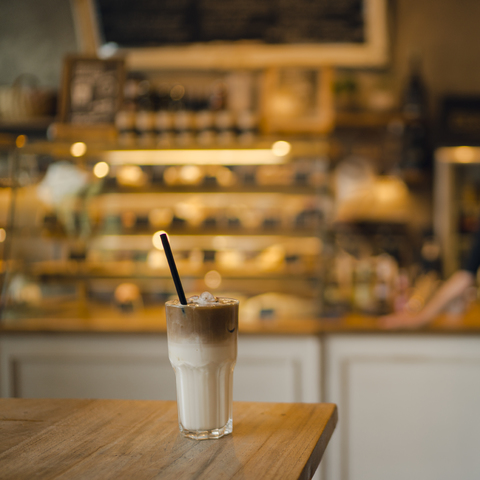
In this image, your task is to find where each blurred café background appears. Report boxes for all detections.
[1,1,480,479]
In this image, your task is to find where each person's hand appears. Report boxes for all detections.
[379,311,430,329]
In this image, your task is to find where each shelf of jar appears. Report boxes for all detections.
[86,192,329,232]
[38,224,327,239]
[31,233,323,251]
[25,259,322,280]
[2,272,321,321]
[99,183,324,195]
[18,184,329,235]
[11,233,324,273]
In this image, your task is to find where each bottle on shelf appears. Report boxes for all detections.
[155,110,174,146]
[399,54,431,182]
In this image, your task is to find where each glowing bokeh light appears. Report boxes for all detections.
[204,270,222,289]
[16,135,27,148]
[70,142,87,157]
[454,146,475,163]
[271,140,291,157]
[93,161,110,178]
[152,231,167,250]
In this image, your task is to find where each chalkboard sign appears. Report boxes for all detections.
[95,0,365,47]
[72,0,387,67]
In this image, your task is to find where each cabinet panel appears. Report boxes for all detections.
[0,334,322,404]
[0,334,175,400]
[11,355,176,400]
[236,336,322,402]
[324,335,480,480]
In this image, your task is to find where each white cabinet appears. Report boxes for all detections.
[0,331,323,480]
[0,334,175,400]
[236,335,322,402]
[6,330,480,480]
[323,334,480,480]
[0,333,322,403]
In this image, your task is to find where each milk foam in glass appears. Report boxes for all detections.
[165,292,239,440]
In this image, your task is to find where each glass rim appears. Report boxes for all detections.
[165,297,239,308]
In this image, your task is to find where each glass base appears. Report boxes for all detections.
[179,418,233,440]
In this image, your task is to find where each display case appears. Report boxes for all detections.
[434,146,480,277]
[0,135,17,303]
[0,139,332,323]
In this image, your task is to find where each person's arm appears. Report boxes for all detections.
[380,270,475,328]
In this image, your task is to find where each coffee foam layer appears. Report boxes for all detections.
[166,296,239,344]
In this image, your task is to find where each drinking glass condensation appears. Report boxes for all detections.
[165,295,239,440]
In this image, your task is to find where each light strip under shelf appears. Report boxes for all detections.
[436,146,480,164]
[103,149,288,165]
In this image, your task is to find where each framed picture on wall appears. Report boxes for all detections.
[58,55,125,125]
[259,67,335,135]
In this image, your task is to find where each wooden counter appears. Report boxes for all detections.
[2,303,480,480]
[2,302,480,335]
[0,398,337,480]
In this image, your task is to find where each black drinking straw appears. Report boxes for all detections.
[160,232,188,305]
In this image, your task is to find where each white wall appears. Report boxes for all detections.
[392,0,480,114]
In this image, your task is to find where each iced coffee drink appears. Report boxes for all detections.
[165,292,238,440]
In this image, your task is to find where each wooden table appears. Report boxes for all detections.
[0,398,337,480]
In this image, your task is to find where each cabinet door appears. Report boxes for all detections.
[235,335,322,403]
[0,334,322,404]
[323,334,480,480]
[0,334,176,400]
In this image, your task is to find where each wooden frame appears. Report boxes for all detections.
[59,55,125,125]
[50,54,124,142]
[259,67,335,135]
[71,0,389,69]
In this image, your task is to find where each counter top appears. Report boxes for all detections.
[0,398,337,480]
[1,303,480,335]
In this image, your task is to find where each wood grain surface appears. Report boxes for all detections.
[0,398,337,480]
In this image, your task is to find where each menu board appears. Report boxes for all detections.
[95,0,365,48]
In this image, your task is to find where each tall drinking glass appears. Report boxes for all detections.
[165,296,238,440]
